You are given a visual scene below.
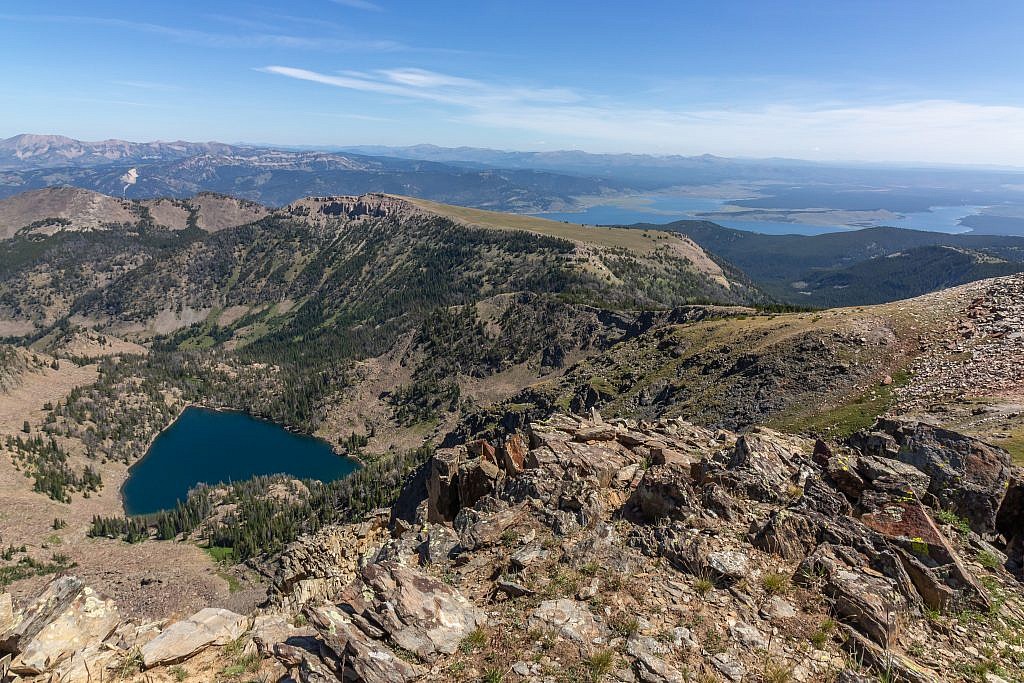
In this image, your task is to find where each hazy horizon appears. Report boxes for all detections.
[7,132,1024,174]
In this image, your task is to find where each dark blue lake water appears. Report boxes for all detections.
[122,407,358,515]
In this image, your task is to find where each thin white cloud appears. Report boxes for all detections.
[112,80,183,91]
[261,65,1024,165]
[0,14,403,52]
[260,65,582,108]
[330,0,384,11]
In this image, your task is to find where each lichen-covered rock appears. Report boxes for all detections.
[859,481,990,611]
[798,544,905,647]
[265,513,388,611]
[306,604,423,683]
[852,419,1012,533]
[706,550,750,582]
[0,575,85,657]
[635,462,696,521]
[697,427,810,502]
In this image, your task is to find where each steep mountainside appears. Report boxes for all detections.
[791,245,1024,306]
[452,274,1024,456]
[0,192,758,338]
[0,191,762,470]
[660,221,1024,306]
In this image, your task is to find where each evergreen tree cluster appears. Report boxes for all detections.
[89,445,430,562]
[4,434,102,503]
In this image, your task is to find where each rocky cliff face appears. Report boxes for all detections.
[5,410,1023,682]
[286,193,422,227]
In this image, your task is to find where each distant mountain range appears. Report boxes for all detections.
[7,135,1024,226]
[0,134,621,210]
[0,186,270,239]
[0,134,240,170]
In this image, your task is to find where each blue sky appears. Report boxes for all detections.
[2,1,1024,164]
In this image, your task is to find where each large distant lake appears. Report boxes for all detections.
[122,407,358,515]
[534,195,983,235]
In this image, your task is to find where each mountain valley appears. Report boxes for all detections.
[6,2,1024,679]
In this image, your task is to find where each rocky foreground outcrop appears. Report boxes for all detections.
[3,412,1024,682]
[275,411,1024,681]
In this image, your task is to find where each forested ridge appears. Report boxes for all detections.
[0,204,767,561]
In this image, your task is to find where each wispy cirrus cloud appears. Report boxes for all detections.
[330,0,384,11]
[111,80,183,91]
[260,66,582,107]
[260,64,1024,164]
[0,14,404,52]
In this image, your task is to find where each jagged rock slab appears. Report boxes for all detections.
[307,604,423,683]
[336,561,485,662]
[49,644,120,683]
[141,607,249,668]
[0,576,85,656]
[266,513,388,611]
[0,593,16,636]
[11,586,119,675]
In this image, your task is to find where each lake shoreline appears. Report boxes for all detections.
[120,404,361,517]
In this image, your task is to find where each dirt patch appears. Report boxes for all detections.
[142,198,191,229]
[192,194,270,232]
[216,305,252,327]
[149,306,212,336]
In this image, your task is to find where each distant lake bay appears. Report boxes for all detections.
[122,407,358,515]
[534,194,985,235]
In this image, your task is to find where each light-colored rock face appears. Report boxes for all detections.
[13,587,120,675]
[265,513,389,612]
[140,607,249,668]
[285,193,421,229]
[48,644,119,683]
[296,561,485,682]
[337,561,485,662]
[0,575,86,656]
[0,593,16,635]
